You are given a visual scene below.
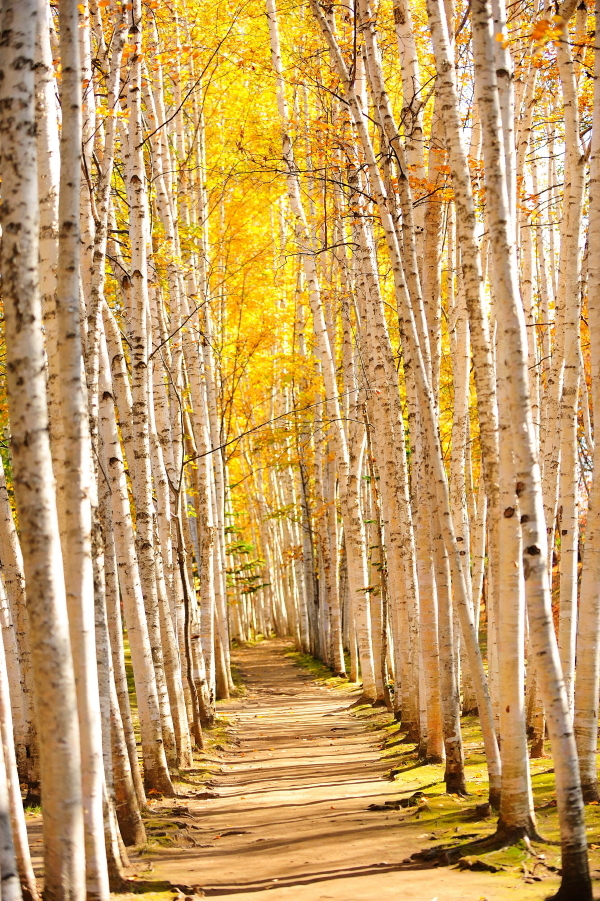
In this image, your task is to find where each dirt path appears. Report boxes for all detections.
[141,640,551,900]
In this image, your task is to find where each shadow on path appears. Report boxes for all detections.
[136,639,554,901]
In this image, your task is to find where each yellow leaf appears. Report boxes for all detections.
[531,17,552,41]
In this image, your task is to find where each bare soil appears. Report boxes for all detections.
[132,639,560,900]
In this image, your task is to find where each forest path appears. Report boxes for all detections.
[141,639,536,900]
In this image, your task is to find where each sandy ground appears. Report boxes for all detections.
[137,639,560,900]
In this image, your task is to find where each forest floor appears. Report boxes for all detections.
[111,637,600,901]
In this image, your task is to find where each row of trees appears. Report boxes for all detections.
[0,1,596,901]
[227,1,599,899]
[0,0,247,899]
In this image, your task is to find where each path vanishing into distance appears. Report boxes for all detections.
[136,640,555,901]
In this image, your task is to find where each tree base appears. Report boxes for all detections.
[24,785,41,808]
[117,812,147,847]
[488,785,501,811]
[108,870,129,893]
[349,694,376,707]
[412,819,543,866]
[144,773,176,799]
[371,698,388,709]
[412,812,591,901]
[548,873,593,901]
[395,718,419,743]
[445,772,467,796]
[21,887,38,901]
[581,781,599,804]
[494,819,543,845]
[530,737,545,759]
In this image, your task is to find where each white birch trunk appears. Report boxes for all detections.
[0,464,37,795]
[0,3,86,896]
[471,0,591,889]
[0,580,25,777]
[266,0,376,697]
[98,331,173,795]
[0,622,38,901]
[313,0,501,801]
[55,4,108,894]
[0,729,22,901]
[123,2,177,774]
[574,0,600,803]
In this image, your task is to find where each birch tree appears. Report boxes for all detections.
[471,0,590,891]
[0,3,86,898]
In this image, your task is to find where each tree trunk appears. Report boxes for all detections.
[471,0,591,892]
[0,3,86,897]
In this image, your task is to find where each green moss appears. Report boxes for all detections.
[123,637,142,749]
[364,703,600,885]
[118,887,178,901]
[284,649,353,690]
[229,662,247,695]
[134,892,174,898]
[234,635,268,648]
[123,638,137,713]
[144,819,180,831]
[136,843,171,857]
[24,804,41,817]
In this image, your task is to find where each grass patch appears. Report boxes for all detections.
[201,714,232,754]
[123,637,142,752]
[24,804,41,817]
[115,886,179,901]
[232,634,269,648]
[284,648,357,691]
[367,704,600,887]
[229,662,247,696]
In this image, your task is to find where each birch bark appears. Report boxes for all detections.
[574,0,600,803]
[55,4,108,894]
[0,624,38,901]
[471,0,591,890]
[99,330,173,795]
[124,0,177,773]
[0,3,86,896]
[266,0,376,697]
[0,463,37,797]
[0,726,21,901]
[312,0,501,802]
